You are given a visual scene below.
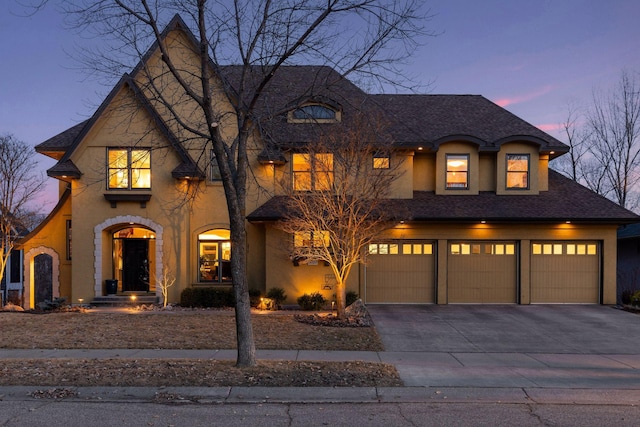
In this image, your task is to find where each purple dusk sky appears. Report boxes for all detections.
[1,1,639,210]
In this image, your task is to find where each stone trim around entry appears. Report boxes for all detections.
[93,215,163,299]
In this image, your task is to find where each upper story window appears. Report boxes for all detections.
[445,154,469,189]
[293,153,334,191]
[108,148,151,190]
[210,149,221,181]
[289,104,340,123]
[506,154,529,189]
[373,153,391,169]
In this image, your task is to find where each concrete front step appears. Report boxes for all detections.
[91,295,158,306]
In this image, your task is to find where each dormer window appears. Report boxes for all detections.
[289,103,340,123]
[446,154,469,189]
[506,154,529,189]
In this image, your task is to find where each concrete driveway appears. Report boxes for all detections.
[367,304,640,389]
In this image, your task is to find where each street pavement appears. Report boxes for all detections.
[1,304,639,425]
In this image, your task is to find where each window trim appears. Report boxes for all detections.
[445,154,469,190]
[506,153,530,190]
[197,229,232,284]
[107,147,151,190]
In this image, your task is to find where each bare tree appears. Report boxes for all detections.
[32,0,429,366]
[0,135,46,296]
[585,70,640,211]
[278,114,405,318]
[554,70,640,211]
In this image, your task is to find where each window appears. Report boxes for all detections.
[198,229,231,283]
[506,154,529,189]
[293,153,334,191]
[210,150,221,181]
[294,231,330,248]
[108,148,151,189]
[446,154,469,189]
[10,250,20,283]
[66,220,72,260]
[373,153,390,169]
[290,104,338,122]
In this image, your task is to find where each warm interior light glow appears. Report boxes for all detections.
[448,160,465,168]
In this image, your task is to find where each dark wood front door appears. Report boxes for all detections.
[122,239,149,292]
[34,254,53,304]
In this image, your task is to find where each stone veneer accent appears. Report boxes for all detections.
[23,246,60,309]
[93,215,163,299]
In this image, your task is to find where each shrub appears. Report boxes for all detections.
[37,297,68,311]
[632,290,640,307]
[621,289,634,305]
[297,292,326,311]
[180,287,234,308]
[249,288,262,307]
[346,291,359,307]
[266,287,287,308]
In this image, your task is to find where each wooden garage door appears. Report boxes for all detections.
[365,242,435,303]
[531,242,600,303]
[448,242,517,303]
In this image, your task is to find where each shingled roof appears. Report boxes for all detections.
[248,170,639,224]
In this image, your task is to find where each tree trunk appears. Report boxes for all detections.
[230,212,256,367]
[335,279,346,319]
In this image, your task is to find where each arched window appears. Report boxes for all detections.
[289,104,340,122]
[198,229,232,284]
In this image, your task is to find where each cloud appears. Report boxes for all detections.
[494,85,554,107]
[536,123,563,132]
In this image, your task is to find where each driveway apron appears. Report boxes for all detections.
[367,304,640,388]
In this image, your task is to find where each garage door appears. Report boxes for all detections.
[365,241,435,303]
[448,242,517,303]
[530,242,600,303]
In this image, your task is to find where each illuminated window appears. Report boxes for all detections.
[373,154,390,169]
[446,154,469,189]
[293,153,334,191]
[108,148,151,189]
[294,231,330,248]
[290,104,339,123]
[198,229,231,283]
[506,154,529,189]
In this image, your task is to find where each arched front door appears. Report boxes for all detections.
[34,253,53,305]
[113,226,155,293]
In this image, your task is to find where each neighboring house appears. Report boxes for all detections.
[1,249,23,306]
[19,16,639,309]
[617,223,640,302]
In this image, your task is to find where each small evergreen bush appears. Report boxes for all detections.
[266,287,287,308]
[346,291,359,307]
[297,292,326,310]
[249,288,262,307]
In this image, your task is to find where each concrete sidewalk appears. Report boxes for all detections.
[2,304,640,404]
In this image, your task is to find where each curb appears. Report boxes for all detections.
[2,386,640,405]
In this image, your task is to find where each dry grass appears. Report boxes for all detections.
[0,308,402,387]
[0,309,383,350]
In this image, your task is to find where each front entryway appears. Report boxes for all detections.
[122,239,149,292]
[112,226,155,293]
